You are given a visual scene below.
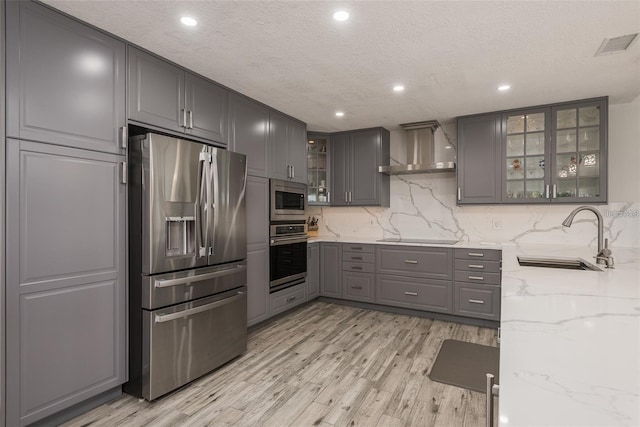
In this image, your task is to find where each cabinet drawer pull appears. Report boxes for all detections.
[404,260,418,264]
[468,252,484,257]
[469,299,485,304]
[351,266,363,270]
[351,285,363,290]
[469,275,485,281]
[351,256,363,260]
[286,296,296,302]
[351,246,363,250]
[468,264,484,269]
[404,291,418,296]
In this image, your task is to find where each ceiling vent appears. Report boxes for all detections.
[595,33,638,56]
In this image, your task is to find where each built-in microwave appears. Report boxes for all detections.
[270,179,307,222]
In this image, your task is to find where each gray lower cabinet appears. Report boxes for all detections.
[5,1,126,155]
[457,113,502,204]
[5,140,126,426]
[269,282,306,316]
[330,128,390,207]
[128,47,228,145]
[229,93,269,177]
[453,248,502,321]
[320,243,342,298]
[246,176,270,326]
[376,246,452,280]
[342,244,375,303]
[376,275,452,313]
[269,110,307,184]
[307,243,320,300]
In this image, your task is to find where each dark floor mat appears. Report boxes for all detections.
[428,339,499,393]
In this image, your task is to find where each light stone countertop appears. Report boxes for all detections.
[308,236,640,426]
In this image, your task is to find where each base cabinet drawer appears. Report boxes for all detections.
[342,244,375,254]
[377,246,452,280]
[270,283,306,316]
[343,261,375,273]
[376,275,452,313]
[343,252,375,263]
[454,270,501,286]
[454,248,501,262]
[454,259,501,274]
[343,272,375,303]
[454,283,500,321]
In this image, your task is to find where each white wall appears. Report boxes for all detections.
[309,97,640,248]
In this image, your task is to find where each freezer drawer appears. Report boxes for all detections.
[142,286,247,400]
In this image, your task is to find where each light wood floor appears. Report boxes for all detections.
[63,301,498,427]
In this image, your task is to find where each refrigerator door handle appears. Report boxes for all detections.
[154,264,247,288]
[196,151,208,258]
[209,149,219,257]
[154,291,244,323]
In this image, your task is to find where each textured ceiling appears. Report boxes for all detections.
[43,0,640,132]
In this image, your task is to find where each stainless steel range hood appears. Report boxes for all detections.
[379,120,456,174]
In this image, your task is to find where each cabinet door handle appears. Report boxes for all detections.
[286,296,296,302]
[404,260,418,264]
[468,264,484,269]
[327,191,330,203]
[120,126,127,149]
[349,191,352,203]
[469,275,484,281]
[351,266,363,270]
[121,162,127,184]
[292,165,295,178]
[345,192,348,203]
[457,187,461,201]
[552,184,557,199]
[404,291,418,296]
[351,246,363,251]
[188,110,194,129]
[468,252,484,257]
[545,184,550,199]
[180,108,187,128]
[351,285,363,290]
[469,299,485,304]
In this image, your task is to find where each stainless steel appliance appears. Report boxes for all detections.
[269,223,307,293]
[125,133,248,401]
[270,179,307,222]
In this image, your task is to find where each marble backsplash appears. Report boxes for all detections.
[307,173,640,248]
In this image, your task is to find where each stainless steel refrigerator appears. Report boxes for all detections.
[125,133,248,401]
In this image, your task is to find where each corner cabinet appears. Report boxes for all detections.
[128,47,228,145]
[307,133,330,205]
[330,127,390,207]
[457,97,607,205]
[269,111,307,184]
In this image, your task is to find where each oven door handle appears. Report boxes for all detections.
[154,264,246,288]
[154,291,245,323]
[270,236,308,246]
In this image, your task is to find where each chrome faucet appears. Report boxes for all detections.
[562,206,614,268]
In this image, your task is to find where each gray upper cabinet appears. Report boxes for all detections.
[5,1,126,154]
[5,140,126,426]
[330,128,390,206]
[457,113,502,204]
[128,47,228,145]
[268,110,308,184]
[458,97,608,205]
[229,93,269,177]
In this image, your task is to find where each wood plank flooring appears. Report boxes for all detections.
[63,301,498,427]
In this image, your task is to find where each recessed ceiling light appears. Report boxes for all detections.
[335,111,345,117]
[333,10,350,21]
[393,85,405,92]
[498,84,511,91]
[180,16,198,27]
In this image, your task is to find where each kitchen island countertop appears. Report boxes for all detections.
[309,236,640,426]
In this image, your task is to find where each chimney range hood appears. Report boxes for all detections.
[379,120,456,175]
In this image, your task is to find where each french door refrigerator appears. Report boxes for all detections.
[125,133,248,400]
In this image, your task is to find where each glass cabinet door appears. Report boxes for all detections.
[503,109,549,202]
[307,134,329,205]
[551,99,607,203]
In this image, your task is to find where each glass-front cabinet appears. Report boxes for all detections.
[501,97,607,204]
[307,133,330,205]
[551,99,607,202]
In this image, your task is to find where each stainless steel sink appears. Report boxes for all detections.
[517,255,602,271]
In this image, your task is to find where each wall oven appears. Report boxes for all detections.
[270,179,307,222]
[269,223,307,293]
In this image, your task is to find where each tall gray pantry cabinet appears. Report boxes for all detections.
[4,2,127,426]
